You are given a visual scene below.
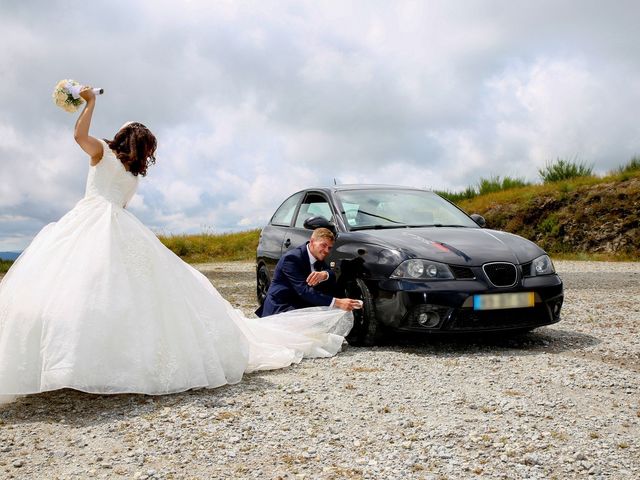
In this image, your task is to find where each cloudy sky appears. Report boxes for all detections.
[1,1,639,251]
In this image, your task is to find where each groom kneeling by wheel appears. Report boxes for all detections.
[255,228,362,317]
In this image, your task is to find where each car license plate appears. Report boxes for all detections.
[473,292,534,310]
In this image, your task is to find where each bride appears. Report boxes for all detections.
[0,88,354,401]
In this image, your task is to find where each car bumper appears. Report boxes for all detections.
[369,274,564,333]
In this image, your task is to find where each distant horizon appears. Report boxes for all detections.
[0,251,21,261]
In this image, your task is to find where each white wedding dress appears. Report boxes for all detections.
[0,140,352,400]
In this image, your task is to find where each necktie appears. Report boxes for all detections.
[313,260,323,271]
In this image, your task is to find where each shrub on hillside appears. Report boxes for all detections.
[615,156,640,174]
[435,186,476,203]
[436,176,528,203]
[0,259,13,274]
[477,175,529,195]
[539,158,593,183]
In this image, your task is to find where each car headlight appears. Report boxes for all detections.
[530,254,555,276]
[390,259,454,280]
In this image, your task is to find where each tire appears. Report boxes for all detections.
[256,264,271,305]
[345,278,379,346]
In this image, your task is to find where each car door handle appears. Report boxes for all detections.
[284,238,291,248]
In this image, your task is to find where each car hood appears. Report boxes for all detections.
[352,227,545,266]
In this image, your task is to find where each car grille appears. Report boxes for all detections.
[450,265,475,279]
[483,262,517,287]
[521,262,532,276]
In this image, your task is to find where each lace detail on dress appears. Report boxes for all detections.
[120,219,155,280]
[153,337,181,392]
[0,291,12,331]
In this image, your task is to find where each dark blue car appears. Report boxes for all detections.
[256,185,563,345]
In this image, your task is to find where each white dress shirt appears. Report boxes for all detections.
[306,244,335,307]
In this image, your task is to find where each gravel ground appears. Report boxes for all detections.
[0,260,638,479]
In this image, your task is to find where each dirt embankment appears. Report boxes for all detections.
[467,177,640,257]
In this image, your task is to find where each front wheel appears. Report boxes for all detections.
[345,278,379,346]
[256,264,271,305]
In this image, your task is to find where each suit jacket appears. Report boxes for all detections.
[256,243,336,317]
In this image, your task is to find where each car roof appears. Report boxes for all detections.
[300,184,433,195]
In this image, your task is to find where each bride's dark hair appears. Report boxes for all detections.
[105,122,157,177]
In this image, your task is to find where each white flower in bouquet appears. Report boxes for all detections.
[52,79,85,113]
[52,80,103,113]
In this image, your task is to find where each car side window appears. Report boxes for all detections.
[294,194,333,228]
[270,192,303,226]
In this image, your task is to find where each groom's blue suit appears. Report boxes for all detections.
[256,243,336,317]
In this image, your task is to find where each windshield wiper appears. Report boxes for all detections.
[355,210,403,224]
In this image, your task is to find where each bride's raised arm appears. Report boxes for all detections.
[74,88,103,165]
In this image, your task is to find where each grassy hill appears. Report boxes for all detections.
[158,229,261,264]
[456,171,640,261]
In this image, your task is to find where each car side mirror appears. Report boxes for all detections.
[303,215,335,232]
[470,214,486,228]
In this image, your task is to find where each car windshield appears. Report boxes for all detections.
[337,189,479,230]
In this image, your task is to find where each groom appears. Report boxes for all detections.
[255,228,362,317]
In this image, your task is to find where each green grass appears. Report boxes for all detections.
[435,186,476,203]
[538,157,593,183]
[436,176,528,203]
[0,259,14,274]
[613,156,640,176]
[478,175,530,195]
[158,229,260,263]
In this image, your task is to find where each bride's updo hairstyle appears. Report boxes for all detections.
[105,122,157,177]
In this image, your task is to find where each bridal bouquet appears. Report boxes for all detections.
[52,79,104,113]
